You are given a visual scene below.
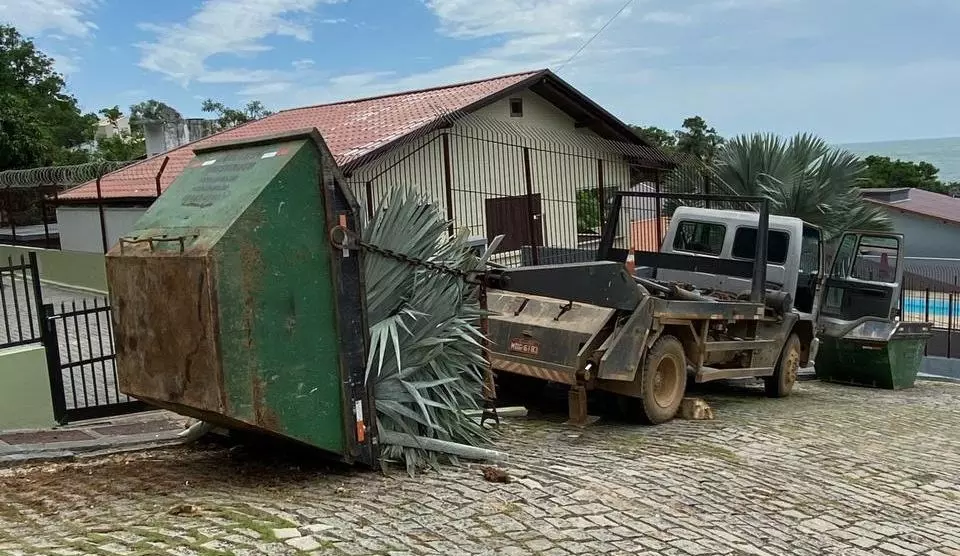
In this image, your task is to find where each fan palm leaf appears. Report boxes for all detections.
[663,132,891,240]
[362,185,492,475]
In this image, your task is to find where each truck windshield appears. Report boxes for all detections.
[731,227,790,265]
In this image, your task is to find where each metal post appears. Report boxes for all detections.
[441,133,455,236]
[40,303,67,424]
[596,158,605,230]
[364,181,374,220]
[948,292,954,358]
[522,147,539,265]
[654,170,663,246]
[40,191,51,249]
[925,288,931,356]
[28,252,44,313]
[6,188,16,245]
[703,171,712,209]
[478,279,499,427]
[750,199,770,303]
[155,156,170,199]
[95,173,108,254]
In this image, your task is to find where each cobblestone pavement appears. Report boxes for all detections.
[1,380,959,556]
[0,272,130,410]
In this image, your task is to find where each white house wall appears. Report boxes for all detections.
[348,90,637,253]
[56,206,147,253]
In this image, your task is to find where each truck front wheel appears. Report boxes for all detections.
[765,333,800,398]
[638,335,688,424]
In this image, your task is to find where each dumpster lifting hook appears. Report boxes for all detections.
[329,225,360,251]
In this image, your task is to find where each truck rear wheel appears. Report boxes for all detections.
[765,333,800,398]
[637,335,687,424]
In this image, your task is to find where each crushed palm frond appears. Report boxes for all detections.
[362,184,494,475]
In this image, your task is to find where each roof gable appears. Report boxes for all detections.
[59,69,663,201]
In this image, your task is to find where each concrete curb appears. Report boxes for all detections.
[918,373,960,385]
[0,432,186,467]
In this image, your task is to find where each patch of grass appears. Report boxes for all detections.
[204,504,297,542]
[499,502,521,515]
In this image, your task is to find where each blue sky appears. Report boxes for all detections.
[3,0,959,143]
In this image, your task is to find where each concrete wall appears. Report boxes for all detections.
[0,245,107,293]
[0,345,55,430]
[879,209,960,259]
[350,90,636,253]
[55,206,148,255]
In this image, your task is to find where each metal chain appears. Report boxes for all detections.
[330,223,483,283]
[357,238,478,282]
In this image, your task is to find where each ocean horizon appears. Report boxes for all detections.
[839,136,960,183]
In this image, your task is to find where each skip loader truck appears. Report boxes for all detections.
[482,191,910,425]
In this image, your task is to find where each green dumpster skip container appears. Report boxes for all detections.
[815,318,933,390]
[105,129,378,465]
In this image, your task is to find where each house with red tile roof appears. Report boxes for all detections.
[56,69,673,255]
[861,187,960,259]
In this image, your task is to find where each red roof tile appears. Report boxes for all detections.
[863,187,960,225]
[61,70,543,201]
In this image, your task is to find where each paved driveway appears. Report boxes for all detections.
[1,380,959,556]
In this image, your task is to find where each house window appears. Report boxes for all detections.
[673,221,725,256]
[731,227,790,265]
[509,98,523,118]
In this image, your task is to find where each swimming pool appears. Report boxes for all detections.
[901,295,960,319]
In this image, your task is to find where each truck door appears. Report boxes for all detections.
[819,232,905,321]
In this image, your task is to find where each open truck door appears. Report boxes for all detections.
[815,231,933,389]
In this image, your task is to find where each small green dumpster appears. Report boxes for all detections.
[105,129,378,465]
[815,318,933,389]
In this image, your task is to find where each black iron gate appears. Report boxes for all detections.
[42,297,148,424]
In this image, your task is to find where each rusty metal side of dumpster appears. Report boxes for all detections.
[209,141,350,457]
[107,246,225,414]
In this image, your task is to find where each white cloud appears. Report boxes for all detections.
[47,51,80,74]
[0,0,99,38]
[292,58,316,71]
[137,0,342,85]
[263,0,669,107]
[196,69,289,84]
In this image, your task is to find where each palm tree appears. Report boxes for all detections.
[665,133,891,240]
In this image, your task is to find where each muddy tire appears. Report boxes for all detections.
[629,335,688,425]
[765,333,801,398]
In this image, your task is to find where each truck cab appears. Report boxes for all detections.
[652,207,824,315]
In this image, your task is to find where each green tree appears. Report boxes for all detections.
[576,189,601,233]
[0,24,97,170]
[629,125,677,151]
[666,133,891,239]
[675,116,724,163]
[201,99,274,130]
[93,133,145,161]
[98,105,123,130]
[860,155,953,194]
[91,105,145,161]
[129,99,181,125]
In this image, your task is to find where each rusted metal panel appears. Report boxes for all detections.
[597,297,653,382]
[651,298,768,321]
[487,292,615,380]
[107,251,223,414]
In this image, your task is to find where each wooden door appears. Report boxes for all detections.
[485,194,543,252]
